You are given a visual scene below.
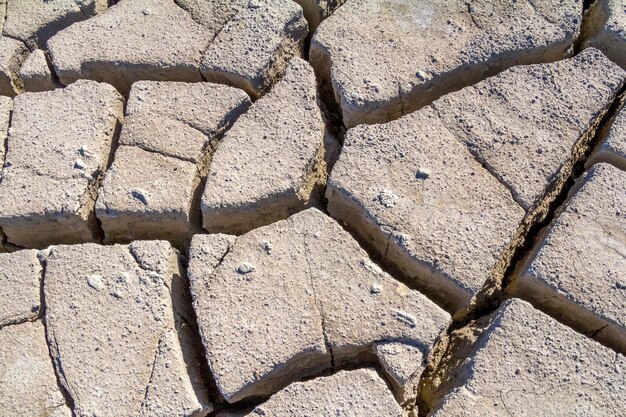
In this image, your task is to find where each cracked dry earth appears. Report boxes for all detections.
[1,1,626,417]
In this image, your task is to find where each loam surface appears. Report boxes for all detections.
[0,1,624,415]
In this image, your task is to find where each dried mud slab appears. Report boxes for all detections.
[327,107,525,313]
[0,36,28,97]
[0,80,123,248]
[44,241,211,417]
[189,209,449,402]
[434,48,625,211]
[20,49,60,93]
[426,299,626,416]
[0,250,42,327]
[588,106,626,171]
[311,0,583,127]
[221,369,402,416]
[327,50,626,315]
[96,81,250,243]
[0,321,72,417]
[202,58,325,234]
[189,208,449,404]
[47,0,212,93]
[201,0,308,98]
[510,164,626,355]
[2,0,107,49]
[584,0,626,69]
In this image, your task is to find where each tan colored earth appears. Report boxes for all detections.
[0,1,624,416]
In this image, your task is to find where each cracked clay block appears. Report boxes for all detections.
[428,299,626,417]
[0,80,123,249]
[188,208,449,404]
[511,163,626,355]
[0,36,28,97]
[96,81,250,243]
[44,241,211,417]
[433,48,625,211]
[0,321,72,417]
[587,105,626,171]
[2,0,107,49]
[310,0,582,127]
[201,0,308,98]
[585,0,626,69]
[0,250,42,328]
[327,106,525,313]
[47,0,213,93]
[223,369,402,417]
[19,49,60,93]
[202,58,325,234]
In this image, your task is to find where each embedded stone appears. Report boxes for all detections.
[311,0,583,127]
[0,80,123,248]
[44,241,211,416]
[428,299,626,416]
[327,107,525,313]
[47,0,213,93]
[587,106,626,171]
[202,58,325,234]
[0,321,72,417]
[511,163,626,354]
[0,36,28,97]
[201,0,308,97]
[19,49,60,92]
[2,0,107,48]
[0,250,42,327]
[188,208,449,403]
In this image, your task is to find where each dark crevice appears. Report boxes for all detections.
[574,0,601,53]
[91,111,123,244]
[177,251,225,408]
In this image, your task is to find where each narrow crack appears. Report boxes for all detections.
[301,233,335,371]
[139,337,161,411]
[37,254,76,416]
[590,324,609,339]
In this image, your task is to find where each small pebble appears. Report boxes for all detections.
[237,262,255,274]
[87,275,105,291]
